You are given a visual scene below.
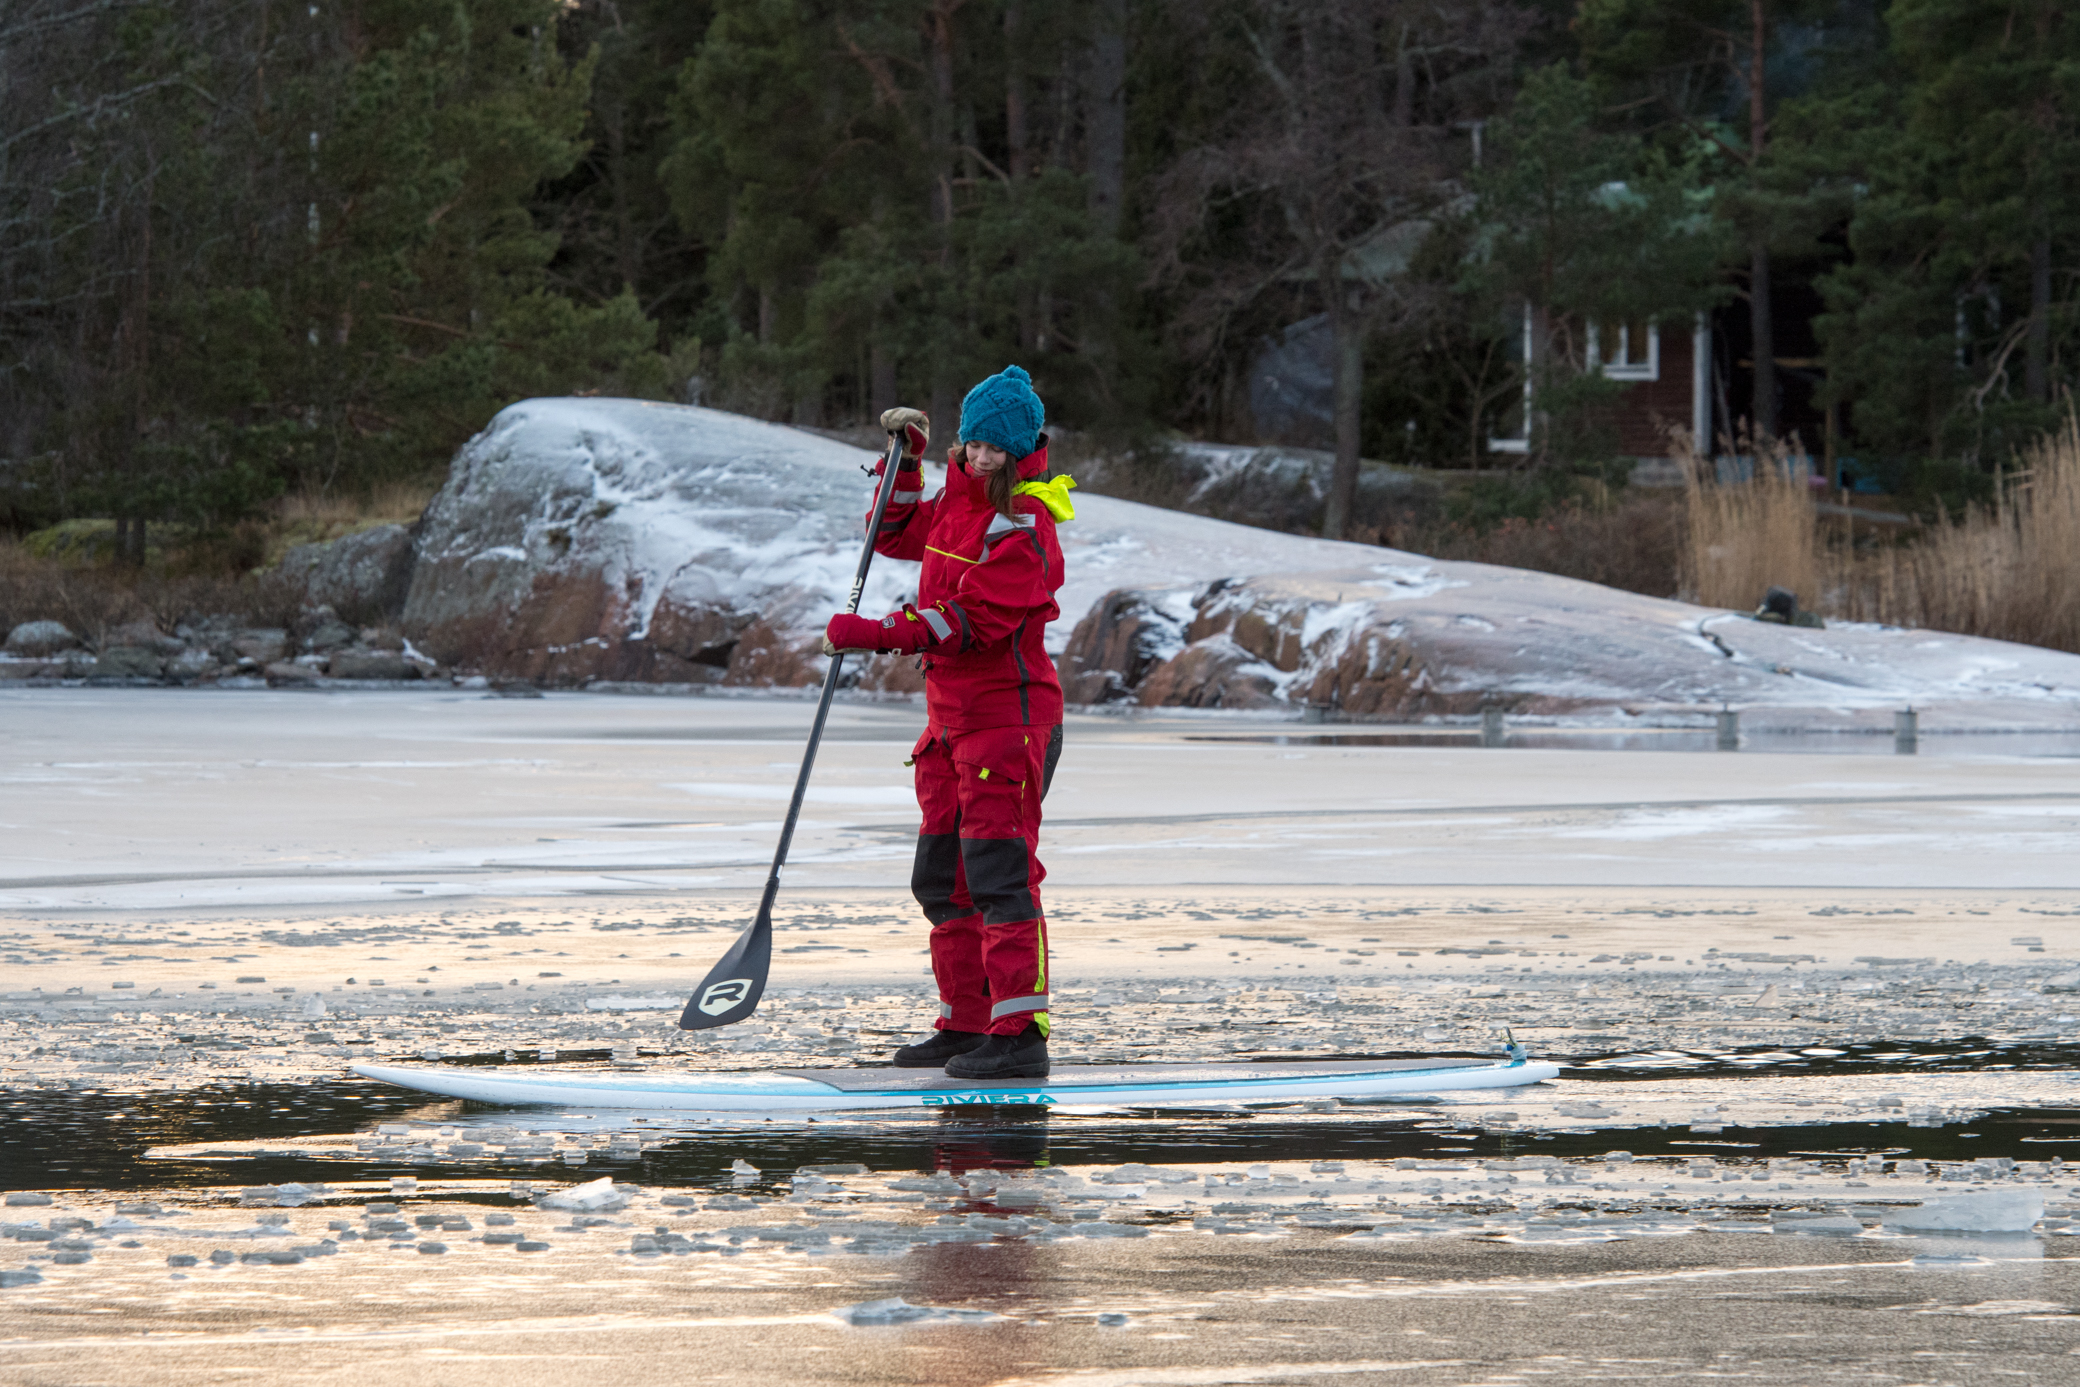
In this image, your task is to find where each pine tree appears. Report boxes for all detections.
[661,0,1142,433]
[1793,0,2077,472]
[1,0,664,536]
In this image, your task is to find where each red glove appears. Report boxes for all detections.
[822,605,961,656]
[823,614,891,655]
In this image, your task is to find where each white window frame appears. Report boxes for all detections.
[1486,301,1534,454]
[1589,319,1660,380]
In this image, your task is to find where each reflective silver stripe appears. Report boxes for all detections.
[893,490,922,503]
[984,511,1036,536]
[989,994,1049,1021]
[939,1001,954,1019]
[917,607,953,642]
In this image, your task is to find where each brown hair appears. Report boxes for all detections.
[985,462,1017,520]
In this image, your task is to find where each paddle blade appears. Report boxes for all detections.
[677,914,772,1030]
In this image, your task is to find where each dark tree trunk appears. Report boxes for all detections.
[870,343,899,419]
[1005,0,1028,180]
[1749,239,1777,439]
[1323,286,1364,540]
[1746,0,1776,441]
[2028,234,2051,404]
[927,2,960,432]
[606,92,635,292]
[1085,0,1126,239]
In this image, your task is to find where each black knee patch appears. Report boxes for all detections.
[960,836,1036,924]
[912,832,965,925]
[1042,723,1063,800]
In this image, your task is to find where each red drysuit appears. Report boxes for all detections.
[864,442,1067,1036]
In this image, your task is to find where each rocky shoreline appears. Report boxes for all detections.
[2,606,441,689]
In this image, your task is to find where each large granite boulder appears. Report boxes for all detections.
[395,398,1405,689]
[1063,561,2080,720]
[5,620,78,657]
[277,524,417,620]
[399,399,930,688]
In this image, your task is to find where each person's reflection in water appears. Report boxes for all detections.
[899,1107,1054,1385]
[929,1105,1050,1176]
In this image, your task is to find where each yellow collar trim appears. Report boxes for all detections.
[1013,474,1077,521]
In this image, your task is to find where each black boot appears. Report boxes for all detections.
[892,1029,987,1069]
[943,1022,1050,1079]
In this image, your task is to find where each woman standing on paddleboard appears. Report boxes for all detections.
[822,365,1074,1080]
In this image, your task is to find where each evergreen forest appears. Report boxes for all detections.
[3,0,2073,543]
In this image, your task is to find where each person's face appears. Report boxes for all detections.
[963,440,1010,475]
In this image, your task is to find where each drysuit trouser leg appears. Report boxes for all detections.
[911,725,1055,1037]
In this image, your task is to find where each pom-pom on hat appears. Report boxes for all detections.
[958,364,1045,460]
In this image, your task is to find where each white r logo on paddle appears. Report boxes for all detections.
[698,978,753,1016]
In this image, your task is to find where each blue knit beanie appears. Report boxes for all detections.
[958,365,1045,459]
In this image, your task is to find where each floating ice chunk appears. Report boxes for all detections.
[299,994,327,1019]
[1772,1215,1865,1235]
[730,1158,761,1180]
[539,1176,632,1212]
[4,1193,52,1207]
[1095,1312,1131,1327]
[1,1269,44,1286]
[1553,1101,1615,1119]
[1093,1164,1194,1185]
[585,994,681,1011]
[832,1297,1000,1325]
[1886,1189,2044,1233]
[1062,1222,1148,1239]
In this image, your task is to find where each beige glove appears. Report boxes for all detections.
[880,407,929,462]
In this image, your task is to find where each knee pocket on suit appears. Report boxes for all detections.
[911,832,964,923]
[959,836,1036,924]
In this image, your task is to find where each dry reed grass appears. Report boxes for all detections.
[274,477,436,529]
[1836,422,2080,652]
[1679,423,2080,655]
[1680,432,1822,613]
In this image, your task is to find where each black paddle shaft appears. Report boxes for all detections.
[679,433,909,1030]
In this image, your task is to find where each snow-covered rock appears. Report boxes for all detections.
[394,397,2080,721]
[1062,564,2080,721]
[396,397,1391,687]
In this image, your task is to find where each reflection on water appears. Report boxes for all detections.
[1568,1038,2080,1077]
[5,1076,2078,1195]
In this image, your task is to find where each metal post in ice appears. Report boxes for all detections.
[1895,707,1918,754]
[1480,705,1505,748]
[1716,706,1739,751]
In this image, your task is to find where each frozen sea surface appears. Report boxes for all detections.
[3,689,2076,910]
[3,687,2077,1383]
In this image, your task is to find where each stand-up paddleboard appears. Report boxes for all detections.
[351,1055,1560,1112]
